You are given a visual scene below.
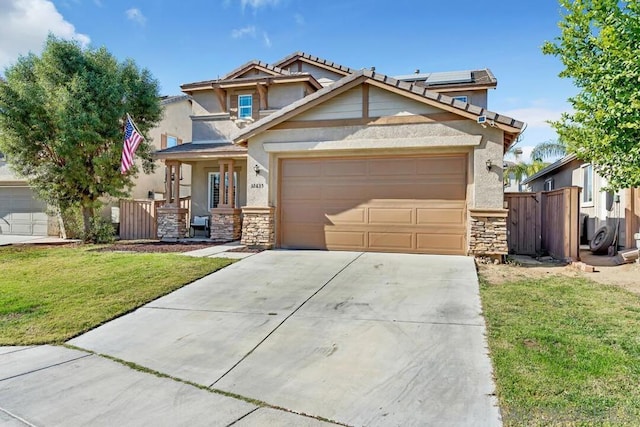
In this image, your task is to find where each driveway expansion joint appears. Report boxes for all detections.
[0,406,35,427]
[0,352,91,382]
[209,252,365,388]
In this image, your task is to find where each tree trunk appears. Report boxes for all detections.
[81,203,96,241]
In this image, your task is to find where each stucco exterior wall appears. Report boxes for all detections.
[440,90,488,109]
[268,83,306,109]
[132,98,193,199]
[192,91,223,115]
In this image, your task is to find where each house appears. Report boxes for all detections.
[522,154,640,249]
[154,52,524,258]
[0,152,58,236]
[128,94,193,200]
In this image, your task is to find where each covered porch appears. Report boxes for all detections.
[153,142,248,242]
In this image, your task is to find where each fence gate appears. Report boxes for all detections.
[119,197,191,240]
[505,187,581,261]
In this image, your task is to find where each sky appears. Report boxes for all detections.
[0,0,577,160]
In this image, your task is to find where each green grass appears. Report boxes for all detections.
[480,273,640,426]
[0,246,233,345]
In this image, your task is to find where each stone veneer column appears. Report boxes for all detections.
[468,209,508,262]
[210,208,242,242]
[241,207,275,248]
[157,206,188,241]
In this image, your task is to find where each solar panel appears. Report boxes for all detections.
[425,70,473,85]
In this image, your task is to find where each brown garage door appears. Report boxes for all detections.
[279,155,467,254]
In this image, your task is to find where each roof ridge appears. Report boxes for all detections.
[233,68,523,144]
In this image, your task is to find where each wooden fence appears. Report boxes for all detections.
[505,187,581,261]
[119,197,191,240]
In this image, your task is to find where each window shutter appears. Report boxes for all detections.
[161,133,167,149]
[252,92,259,120]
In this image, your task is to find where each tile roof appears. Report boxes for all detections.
[272,51,355,75]
[232,69,524,144]
[180,60,292,90]
[160,95,191,105]
[153,142,247,158]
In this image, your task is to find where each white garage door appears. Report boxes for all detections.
[0,187,49,236]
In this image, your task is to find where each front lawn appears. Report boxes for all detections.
[0,246,233,345]
[480,272,640,425]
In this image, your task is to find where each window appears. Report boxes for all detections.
[166,136,178,148]
[208,172,238,209]
[582,164,593,204]
[544,178,554,191]
[238,94,252,119]
[452,95,468,103]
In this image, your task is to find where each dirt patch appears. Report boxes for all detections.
[225,246,264,253]
[479,257,640,296]
[93,240,222,253]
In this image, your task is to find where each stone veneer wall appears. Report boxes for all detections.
[210,209,242,242]
[157,207,188,240]
[468,211,508,260]
[241,207,275,248]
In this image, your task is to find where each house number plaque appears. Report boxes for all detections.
[251,183,264,189]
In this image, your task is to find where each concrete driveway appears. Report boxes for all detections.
[0,234,43,246]
[2,251,500,426]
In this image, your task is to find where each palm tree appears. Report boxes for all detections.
[530,140,566,162]
[504,140,567,187]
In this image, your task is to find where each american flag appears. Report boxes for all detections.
[121,114,144,174]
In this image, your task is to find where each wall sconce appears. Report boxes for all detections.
[486,159,493,171]
[253,164,261,175]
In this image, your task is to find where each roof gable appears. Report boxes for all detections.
[220,60,289,80]
[273,52,354,77]
[233,70,524,146]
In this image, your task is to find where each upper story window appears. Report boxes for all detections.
[167,136,178,148]
[238,94,253,119]
[582,164,593,204]
[452,95,468,103]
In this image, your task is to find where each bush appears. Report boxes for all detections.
[86,216,116,244]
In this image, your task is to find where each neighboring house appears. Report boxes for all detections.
[0,153,57,236]
[129,95,193,200]
[522,154,640,249]
[154,52,524,258]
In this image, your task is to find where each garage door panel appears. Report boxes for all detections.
[417,233,466,253]
[281,224,326,249]
[282,161,323,178]
[416,208,465,225]
[280,155,467,254]
[325,230,366,248]
[326,207,366,224]
[323,160,368,176]
[368,232,413,250]
[368,208,413,225]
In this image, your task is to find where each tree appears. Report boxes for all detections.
[504,140,566,185]
[543,0,640,190]
[0,36,162,238]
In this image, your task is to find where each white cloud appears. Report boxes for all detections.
[501,107,567,129]
[125,7,146,25]
[231,25,256,39]
[263,32,272,48]
[294,13,305,25]
[240,0,281,11]
[0,0,90,70]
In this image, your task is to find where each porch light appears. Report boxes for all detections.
[253,164,261,175]
[486,159,493,171]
